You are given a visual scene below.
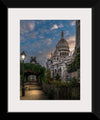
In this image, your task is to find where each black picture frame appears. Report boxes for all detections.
[1,0,100,119]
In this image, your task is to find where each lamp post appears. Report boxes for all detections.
[21,51,26,96]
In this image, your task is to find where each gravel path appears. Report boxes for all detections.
[20,81,48,100]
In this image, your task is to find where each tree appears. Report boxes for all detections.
[20,62,46,85]
[46,69,51,83]
[67,47,80,73]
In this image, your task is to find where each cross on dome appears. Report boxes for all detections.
[61,31,64,38]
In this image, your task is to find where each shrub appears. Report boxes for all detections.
[67,47,80,73]
[49,80,68,88]
[69,77,79,86]
[45,69,51,83]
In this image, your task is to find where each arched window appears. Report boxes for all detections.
[59,68,61,72]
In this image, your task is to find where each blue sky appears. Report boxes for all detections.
[20,20,76,66]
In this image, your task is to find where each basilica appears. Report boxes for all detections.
[46,31,74,82]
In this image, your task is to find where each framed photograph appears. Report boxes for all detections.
[1,0,100,119]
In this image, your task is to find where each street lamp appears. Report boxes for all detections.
[21,51,26,96]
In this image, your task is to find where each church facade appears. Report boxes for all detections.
[46,31,73,82]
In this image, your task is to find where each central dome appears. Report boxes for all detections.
[53,31,70,57]
[56,38,69,50]
[56,31,69,51]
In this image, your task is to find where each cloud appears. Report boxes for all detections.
[45,47,56,58]
[20,21,35,34]
[20,36,26,43]
[58,24,63,28]
[38,51,42,54]
[20,20,76,66]
[37,46,55,66]
[37,56,47,67]
[25,31,38,39]
[50,24,58,30]
[66,35,76,43]
[39,28,49,34]
[21,40,54,66]
[36,42,41,48]
[39,35,44,39]
[36,20,46,24]
[28,23,35,31]
[70,21,76,26]
[47,39,52,45]
[50,23,63,31]
[64,31,69,36]
[55,33,60,37]
[45,52,51,59]
[41,38,52,46]
[65,35,76,50]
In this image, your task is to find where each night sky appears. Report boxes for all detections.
[20,20,76,67]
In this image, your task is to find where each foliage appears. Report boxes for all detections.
[20,63,43,75]
[39,67,46,84]
[28,76,31,81]
[45,69,51,83]
[67,47,80,73]
[78,71,80,81]
[68,77,79,86]
[20,63,46,84]
[20,74,22,80]
[43,79,80,100]
[48,77,79,88]
[54,74,61,81]
[49,80,67,88]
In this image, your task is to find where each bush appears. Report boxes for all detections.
[49,77,79,88]
[49,80,68,88]
[68,77,79,87]
[67,47,80,73]
[28,76,31,81]
[42,79,80,100]
[45,69,51,83]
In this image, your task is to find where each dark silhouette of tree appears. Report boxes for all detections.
[67,47,80,73]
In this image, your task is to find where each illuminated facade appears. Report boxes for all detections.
[46,31,73,82]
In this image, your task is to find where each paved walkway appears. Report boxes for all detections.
[20,81,48,100]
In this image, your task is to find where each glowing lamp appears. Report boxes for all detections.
[21,51,26,61]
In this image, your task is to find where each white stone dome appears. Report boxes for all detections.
[53,31,69,57]
[56,38,69,51]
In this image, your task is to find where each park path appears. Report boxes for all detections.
[20,81,48,100]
